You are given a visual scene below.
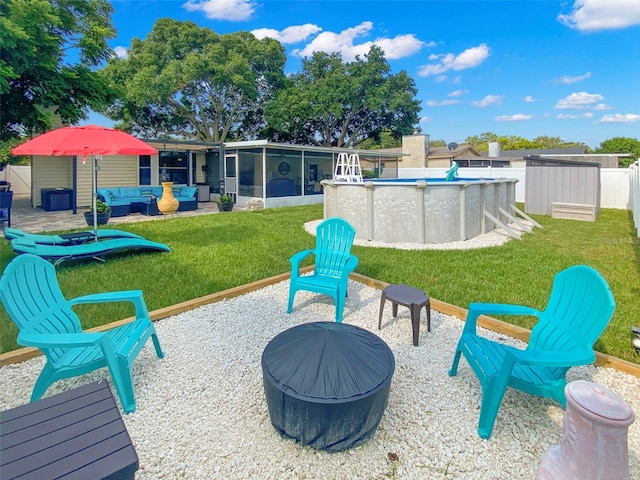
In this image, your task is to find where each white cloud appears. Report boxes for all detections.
[182,0,255,21]
[373,34,426,60]
[555,71,592,84]
[471,95,504,107]
[291,22,425,61]
[524,95,539,102]
[593,103,612,110]
[495,114,533,122]
[425,99,461,107]
[558,0,640,31]
[418,43,490,77]
[113,46,128,59]
[420,116,434,123]
[598,113,640,123]
[554,91,604,109]
[252,24,322,44]
[557,112,595,119]
[448,89,468,97]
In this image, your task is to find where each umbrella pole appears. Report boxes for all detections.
[93,155,98,241]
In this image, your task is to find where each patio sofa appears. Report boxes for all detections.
[97,186,198,217]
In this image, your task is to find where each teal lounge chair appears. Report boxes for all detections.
[449,265,616,439]
[11,237,170,266]
[287,217,358,322]
[0,254,164,413]
[4,227,143,244]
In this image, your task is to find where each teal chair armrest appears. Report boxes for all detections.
[68,290,149,317]
[290,249,314,266]
[69,290,144,304]
[18,331,104,349]
[511,348,596,367]
[289,250,314,280]
[341,254,359,277]
[463,303,542,334]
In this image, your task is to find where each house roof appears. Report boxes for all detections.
[144,138,404,158]
[428,145,482,159]
[496,147,587,157]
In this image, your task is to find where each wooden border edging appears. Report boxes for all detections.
[2,269,639,378]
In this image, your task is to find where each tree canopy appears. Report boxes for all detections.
[264,46,421,147]
[464,132,588,152]
[596,137,639,168]
[0,0,116,143]
[100,19,287,143]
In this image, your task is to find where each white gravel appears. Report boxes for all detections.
[1,280,638,479]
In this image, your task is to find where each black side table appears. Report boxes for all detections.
[0,381,138,479]
[378,284,431,346]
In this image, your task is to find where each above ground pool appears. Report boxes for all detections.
[322,177,519,244]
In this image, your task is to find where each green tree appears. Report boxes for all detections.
[356,130,402,149]
[0,0,116,145]
[465,132,589,152]
[101,19,286,142]
[264,46,421,147]
[596,137,640,168]
[531,136,589,151]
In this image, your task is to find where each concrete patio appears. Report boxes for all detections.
[2,194,231,235]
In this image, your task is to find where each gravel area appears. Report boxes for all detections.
[303,220,532,250]
[1,280,638,479]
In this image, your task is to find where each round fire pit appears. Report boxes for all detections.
[262,322,395,451]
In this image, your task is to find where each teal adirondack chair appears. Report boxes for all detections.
[287,217,359,322]
[449,265,615,439]
[0,254,164,413]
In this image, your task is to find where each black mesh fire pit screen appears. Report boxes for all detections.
[262,321,395,451]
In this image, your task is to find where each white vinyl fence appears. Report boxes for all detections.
[630,161,640,236]
[0,165,30,195]
[398,167,630,210]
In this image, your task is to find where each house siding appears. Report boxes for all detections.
[32,156,73,207]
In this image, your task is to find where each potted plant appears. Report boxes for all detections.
[84,198,111,225]
[217,193,234,212]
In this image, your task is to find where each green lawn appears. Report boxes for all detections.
[1,205,639,363]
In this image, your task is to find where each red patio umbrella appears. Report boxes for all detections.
[12,125,158,238]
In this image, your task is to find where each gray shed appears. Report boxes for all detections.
[524,156,600,221]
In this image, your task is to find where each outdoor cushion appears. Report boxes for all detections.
[96,186,197,213]
[120,187,143,198]
[180,186,197,198]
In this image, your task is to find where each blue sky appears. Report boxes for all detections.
[91,0,640,149]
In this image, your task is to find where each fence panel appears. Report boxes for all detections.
[630,161,639,237]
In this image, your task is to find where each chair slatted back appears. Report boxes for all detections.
[0,254,83,362]
[529,265,615,353]
[314,218,356,278]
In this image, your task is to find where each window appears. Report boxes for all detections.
[159,150,188,184]
[139,155,151,185]
[303,151,333,195]
[266,149,301,197]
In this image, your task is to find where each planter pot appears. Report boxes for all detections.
[217,201,234,212]
[84,212,110,226]
[157,182,179,215]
